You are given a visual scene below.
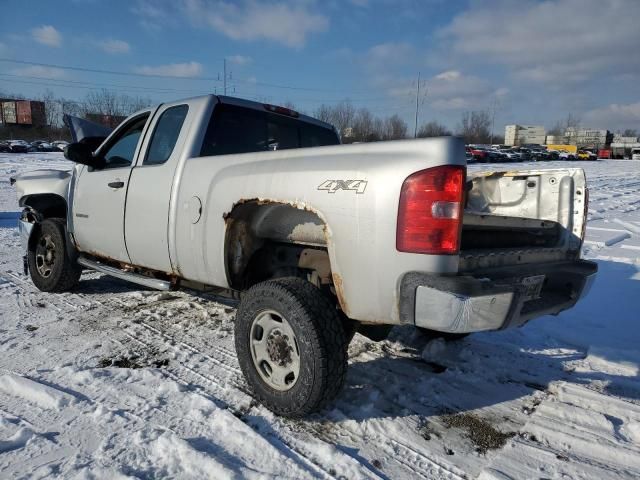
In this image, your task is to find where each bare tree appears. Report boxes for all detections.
[563,113,581,144]
[81,89,151,119]
[457,110,491,144]
[382,114,408,140]
[417,120,451,138]
[351,108,377,142]
[547,121,564,136]
[39,89,62,127]
[314,100,356,139]
[622,128,638,137]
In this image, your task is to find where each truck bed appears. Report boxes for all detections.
[460,168,587,271]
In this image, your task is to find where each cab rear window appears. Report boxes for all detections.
[200,103,338,157]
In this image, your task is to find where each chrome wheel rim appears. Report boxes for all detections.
[250,309,300,391]
[35,234,56,278]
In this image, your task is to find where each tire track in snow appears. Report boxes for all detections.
[123,318,465,480]
[122,320,388,480]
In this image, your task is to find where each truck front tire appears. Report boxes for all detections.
[28,218,81,292]
[235,277,348,417]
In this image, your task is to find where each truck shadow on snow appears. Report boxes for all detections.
[332,259,640,425]
[0,211,20,229]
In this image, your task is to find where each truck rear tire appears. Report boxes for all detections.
[28,218,81,292]
[235,277,348,417]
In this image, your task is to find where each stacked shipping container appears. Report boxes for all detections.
[0,99,46,126]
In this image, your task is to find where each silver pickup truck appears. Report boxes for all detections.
[13,95,597,417]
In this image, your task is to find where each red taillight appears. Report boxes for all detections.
[396,165,465,254]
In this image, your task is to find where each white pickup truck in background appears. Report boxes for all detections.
[12,95,597,417]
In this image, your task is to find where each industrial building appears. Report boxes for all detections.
[565,128,613,149]
[505,125,546,146]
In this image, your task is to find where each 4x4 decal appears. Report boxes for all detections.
[317,179,368,194]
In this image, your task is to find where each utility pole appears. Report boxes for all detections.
[414,71,420,138]
[489,97,500,145]
[223,58,227,96]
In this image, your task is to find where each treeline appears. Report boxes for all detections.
[2,86,508,145]
[40,89,153,128]
[308,100,503,144]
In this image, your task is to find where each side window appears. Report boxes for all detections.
[144,105,189,165]
[267,116,299,150]
[200,104,266,156]
[101,114,149,168]
[300,123,340,147]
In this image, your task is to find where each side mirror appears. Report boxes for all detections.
[64,143,105,169]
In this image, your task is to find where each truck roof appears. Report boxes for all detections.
[131,94,336,134]
[215,95,337,133]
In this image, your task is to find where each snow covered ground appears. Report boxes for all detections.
[0,152,639,479]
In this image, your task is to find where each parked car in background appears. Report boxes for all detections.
[465,150,476,163]
[9,140,30,153]
[632,148,640,160]
[510,147,531,161]
[28,141,56,153]
[501,149,522,162]
[52,140,69,152]
[0,141,11,153]
[556,151,577,161]
[467,146,489,162]
[577,150,597,161]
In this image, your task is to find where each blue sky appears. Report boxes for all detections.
[1,0,639,133]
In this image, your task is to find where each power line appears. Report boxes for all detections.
[0,73,207,95]
[0,58,380,95]
[0,71,412,108]
[0,77,208,98]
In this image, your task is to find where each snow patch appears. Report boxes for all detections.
[0,373,73,410]
[0,427,35,453]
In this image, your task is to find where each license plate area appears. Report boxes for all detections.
[521,275,545,301]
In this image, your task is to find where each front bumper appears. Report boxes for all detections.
[399,260,597,333]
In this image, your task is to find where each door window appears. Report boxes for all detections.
[101,114,149,168]
[144,105,189,165]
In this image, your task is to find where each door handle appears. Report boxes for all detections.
[108,181,125,189]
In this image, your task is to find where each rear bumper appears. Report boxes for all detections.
[399,260,597,333]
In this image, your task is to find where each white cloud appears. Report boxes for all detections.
[440,0,640,85]
[131,0,176,30]
[384,70,497,111]
[183,0,328,48]
[11,65,66,79]
[227,55,252,66]
[31,25,62,47]
[584,102,640,131]
[134,62,203,77]
[434,70,461,81]
[364,42,413,69]
[99,39,131,54]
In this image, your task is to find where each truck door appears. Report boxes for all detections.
[124,103,191,273]
[72,112,151,263]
